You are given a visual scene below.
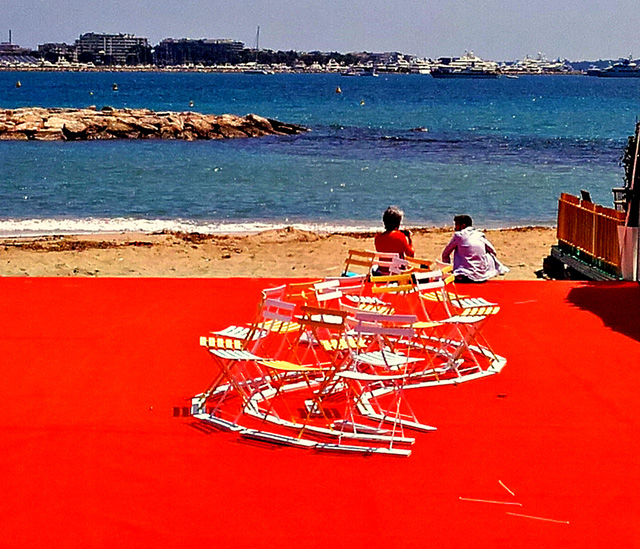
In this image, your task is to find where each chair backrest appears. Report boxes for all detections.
[298,306,349,353]
[342,249,376,277]
[324,274,368,296]
[259,284,287,302]
[285,279,323,307]
[351,310,417,339]
[404,256,433,273]
[299,305,348,331]
[313,279,343,306]
[370,251,405,275]
[412,270,446,291]
[261,298,296,323]
[370,273,415,296]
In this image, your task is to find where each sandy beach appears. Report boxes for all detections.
[0,226,556,279]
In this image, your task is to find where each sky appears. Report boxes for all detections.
[4,0,639,61]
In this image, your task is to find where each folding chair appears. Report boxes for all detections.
[193,336,268,430]
[325,273,394,314]
[246,305,415,454]
[409,271,506,385]
[369,272,416,316]
[340,310,436,435]
[195,335,330,449]
[212,283,291,341]
[342,249,376,277]
[194,293,304,431]
[284,279,324,307]
[196,298,345,448]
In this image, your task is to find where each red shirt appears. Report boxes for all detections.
[374,230,415,258]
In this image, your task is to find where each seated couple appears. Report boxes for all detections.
[374,207,508,282]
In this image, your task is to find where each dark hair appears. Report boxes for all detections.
[383,206,403,231]
[454,214,473,228]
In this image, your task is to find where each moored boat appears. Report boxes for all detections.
[341,66,379,77]
[587,57,640,77]
[430,51,500,79]
[431,66,499,78]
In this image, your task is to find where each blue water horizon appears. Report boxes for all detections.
[0,71,637,235]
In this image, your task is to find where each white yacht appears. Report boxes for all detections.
[506,53,573,74]
[341,64,379,77]
[431,51,500,78]
[587,57,640,77]
[409,57,432,74]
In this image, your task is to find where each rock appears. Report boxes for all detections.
[134,122,160,135]
[44,117,71,129]
[13,121,42,135]
[216,114,244,127]
[181,130,198,141]
[104,117,137,134]
[164,116,184,131]
[214,124,249,138]
[14,113,44,124]
[138,116,162,128]
[87,130,118,140]
[62,120,88,140]
[268,118,307,135]
[0,131,28,140]
[184,115,214,138]
[245,113,274,133]
[0,107,307,141]
[159,122,183,138]
[34,128,64,141]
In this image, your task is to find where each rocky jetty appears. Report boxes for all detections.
[0,107,308,141]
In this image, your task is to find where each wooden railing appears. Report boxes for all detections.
[557,193,626,269]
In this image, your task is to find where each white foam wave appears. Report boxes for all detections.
[0,217,380,238]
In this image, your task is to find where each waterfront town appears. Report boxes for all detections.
[0,30,609,75]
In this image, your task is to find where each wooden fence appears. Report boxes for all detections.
[557,193,626,269]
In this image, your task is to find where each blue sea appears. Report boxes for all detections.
[1,71,639,236]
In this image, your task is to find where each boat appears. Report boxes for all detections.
[431,66,500,78]
[587,57,640,77]
[430,51,500,78]
[504,53,573,75]
[409,58,433,74]
[340,66,379,77]
[243,26,274,74]
[242,66,274,75]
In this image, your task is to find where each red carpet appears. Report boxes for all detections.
[0,278,638,547]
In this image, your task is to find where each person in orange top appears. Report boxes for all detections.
[374,206,414,274]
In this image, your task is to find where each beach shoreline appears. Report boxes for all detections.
[0,226,556,279]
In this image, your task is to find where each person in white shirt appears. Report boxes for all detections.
[441,215,509,282]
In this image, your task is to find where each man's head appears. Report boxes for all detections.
[383,206,403,231]
[454,214,473,231]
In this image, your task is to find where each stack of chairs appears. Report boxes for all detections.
[192,250,506,456]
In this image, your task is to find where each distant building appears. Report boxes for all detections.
[75,33,150,65]
[0,41,38,65]
[38,42,78,63]
[0,42,29,54]
[154,38,245,66]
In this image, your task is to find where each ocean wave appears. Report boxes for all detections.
[0,217,381,238]
[0,217,552,238]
